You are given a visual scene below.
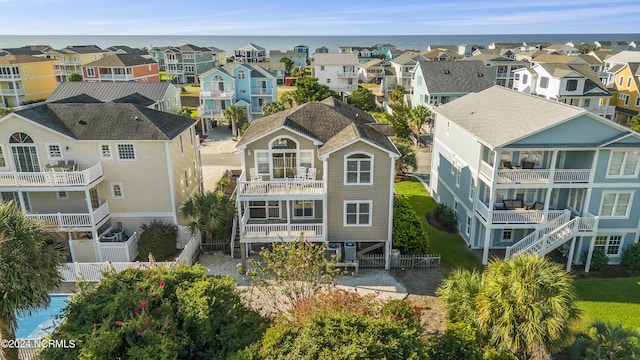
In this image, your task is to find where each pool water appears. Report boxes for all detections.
[15,295,70,338]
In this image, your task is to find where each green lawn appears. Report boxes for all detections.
[574,277,640,330]
[394,177,482,272]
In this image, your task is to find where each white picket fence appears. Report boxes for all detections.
[59,233,201,283]
[358,254,441,269]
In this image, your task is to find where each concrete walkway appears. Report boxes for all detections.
[200,125,241,191]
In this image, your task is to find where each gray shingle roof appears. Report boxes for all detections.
[15,101,194,141]
[417,60,494,94]
[84,54,157,67]
[312,53,359,65]
[237,97,397,156]
[434,86,588,148]
[47,82,174,103]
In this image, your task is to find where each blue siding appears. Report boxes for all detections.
[593,149,640,184]
[588,187,640,230]
[511,115,625,146]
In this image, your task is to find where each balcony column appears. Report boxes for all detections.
[286,200,291,239]
[16,191,27,212]
[543,150,559,220]
[566,237,576,271]
[584,236,596,272]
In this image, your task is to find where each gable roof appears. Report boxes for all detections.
[605,51,640,64]
[416,60,494,94]
[0,54,53,64]
[0,47,44,56]
[105,46,147,55]
[61,45,103,54]
[390,52,425,65]
[531,53,588,65]
[237,97,397,156]
[84,54,157,67]
[236,43,265,51]
[313,53,359,65]
[434,86,597,148]
[13,101,195,141]
[47,82,175,103]
[534,63,609,94]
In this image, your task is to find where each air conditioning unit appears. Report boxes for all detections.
[344,242,357,261]
[326,242,342,261]
[101,234,116,242]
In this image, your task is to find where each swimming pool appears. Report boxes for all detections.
[15,295,70,338]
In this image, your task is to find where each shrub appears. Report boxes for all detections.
[41,265,268,359]
[426,322,483,360]
[582,248,609,271]
[392,196,429,254]
[434,203,458,231]
[138,220,178,261]
[568,320,640,360]
[621,242,640,271]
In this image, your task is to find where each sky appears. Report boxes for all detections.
[1,0,640,35]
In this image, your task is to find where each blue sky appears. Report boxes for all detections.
[2,0,639,35]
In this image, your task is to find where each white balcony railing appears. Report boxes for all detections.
[584,105,615,117]
[198,106,224,117]
[0,74,22,80]
[251,87,274,95]
[98,74,134,81]
[26,201,110,229]
[200,89,234,99]
[337,71,357,78]
[476,202,565,225]
[0,162,103,188]
[479,161,494,181]
[242,222,324,241]
[0,88,25,96]
[496,168,590,184]
[237,178,325,197]
[251,106,263,114]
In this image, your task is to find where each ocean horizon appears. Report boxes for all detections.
[2,34,639,53]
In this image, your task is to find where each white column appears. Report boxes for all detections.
[566,237,576,271]
[482,226,492,264]
[584,236,596,272]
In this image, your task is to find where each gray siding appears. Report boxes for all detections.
[326,141,393,242]
[512,115,624,146]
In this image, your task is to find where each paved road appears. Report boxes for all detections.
[200,126,241,191]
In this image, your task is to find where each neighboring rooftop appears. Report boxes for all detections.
[313,53,359,65]
[416,60,494,94]
[83,54,157,67]
[47,82,175,103]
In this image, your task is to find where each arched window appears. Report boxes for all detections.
[9,132,34,143]
[9,132,40,172]
[345,152,373,184]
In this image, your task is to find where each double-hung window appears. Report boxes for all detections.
[595,235,623,256]
[344,201,371,226]
[600,192,633,218]
[47,144,63,160]
[607,150,640,177]
[345,153,372,184]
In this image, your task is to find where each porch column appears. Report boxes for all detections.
[237,199,245,265]
[584,236,596,272]
[482,226,492,264]
[93,228,101,262]
[16,191,27,212]
[544,150,558,221]
[286,199,291,239]
[566,237,576,271]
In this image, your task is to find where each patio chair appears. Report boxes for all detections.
[306,167,317,180]
[249,168,262,182]
[501,160,513,169]
[521,160,535,169]
[295,166,307,180]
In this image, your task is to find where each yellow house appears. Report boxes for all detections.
[0,96,201,262]
[0,55,57,108]
[609,63,640,124]
[44,45,105,82]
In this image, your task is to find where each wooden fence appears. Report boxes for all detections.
[358,254,440,269]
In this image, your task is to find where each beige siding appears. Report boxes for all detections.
[28,191,92,213]
[70,239,97,262]
[326,141,393,242]
[168,126,200,225]
[242,128,323,180]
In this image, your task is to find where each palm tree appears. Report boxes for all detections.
[569,320,640,360]
[394,142,417,175]
[476,255,581,360]
[224,105,246,138]
[409,105,432,135]
[0,202,64,360]
[180,192,236,243]
[436,267,482,326]
[389,85,406,103]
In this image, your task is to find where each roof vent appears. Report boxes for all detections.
[77,120,87,125]
[443,70,450,74]
[135,116,142,121]
[477,72,484,77]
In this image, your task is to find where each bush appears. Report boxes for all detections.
[426,322,483,360]
[138,220,178,261]
[434,203,458,232]
[621,242,640,271]
[392,196,429,254]
[582,248,609,271]
[41,265,268,359]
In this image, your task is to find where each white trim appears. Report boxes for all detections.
[465,213,471,236]
[110,182,124,199]
[500,229,514,243]
[164,142,178,225]
[0,113,77,141]
[599,191,634,219]
[46,143,64,160]
[594,234,624,257]
[179,134,184,156]
[344,151,374,185]
[292,199,314,219]
[343,200,373,227]
[605,149,640,179]
[98,143,112,160]
[109,212,175,218]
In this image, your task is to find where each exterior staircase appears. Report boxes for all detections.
[505,210,599,260]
